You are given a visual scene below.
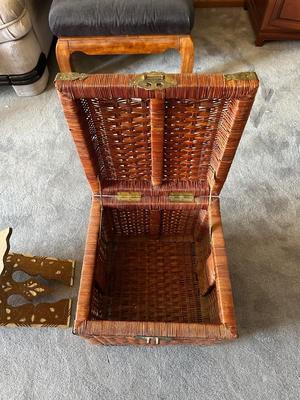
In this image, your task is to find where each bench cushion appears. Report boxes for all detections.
[49,0,194,37]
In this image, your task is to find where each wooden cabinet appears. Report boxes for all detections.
[247,0,300,45]
[270,0,300,30]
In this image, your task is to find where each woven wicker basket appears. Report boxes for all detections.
[55,72,259,345]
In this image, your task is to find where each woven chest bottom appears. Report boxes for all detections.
[74,198,237,346]
[100,239,203,323]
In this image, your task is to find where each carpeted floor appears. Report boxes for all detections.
[0,7,300,400]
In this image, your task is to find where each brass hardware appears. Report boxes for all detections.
[135,335,173,344]
[130,72,177,90]
[168,192,195,203]
[72,327,78,335]
[55,72,89,81]
[116,192,142,202]
[224,72,258,81]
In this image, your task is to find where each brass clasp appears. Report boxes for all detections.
[135,335,173,344]
[130,72,177,90]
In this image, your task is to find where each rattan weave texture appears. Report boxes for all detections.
[55,72,259,345]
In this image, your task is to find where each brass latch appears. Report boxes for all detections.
[168,192,195,203]
[130,72,177,90]
[116,192,141,202]
[135,335,173,344]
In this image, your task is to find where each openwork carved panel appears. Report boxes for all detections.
[0,228,74,328]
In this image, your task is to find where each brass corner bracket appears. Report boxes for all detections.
[224,72,258,81]
[55,72,89,82]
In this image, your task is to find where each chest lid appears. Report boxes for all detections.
[55,72,258,198]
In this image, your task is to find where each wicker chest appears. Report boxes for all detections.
[55,71,259,345]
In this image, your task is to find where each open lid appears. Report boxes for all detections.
[55,72,258,198]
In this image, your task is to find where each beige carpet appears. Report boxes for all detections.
[0,7,300,400]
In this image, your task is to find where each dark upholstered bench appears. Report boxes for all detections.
[49,0,195,73]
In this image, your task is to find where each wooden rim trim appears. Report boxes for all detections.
[150,98,165,186]
[211,199,237,333]
[74,198,102,327]
[57,92,99,194]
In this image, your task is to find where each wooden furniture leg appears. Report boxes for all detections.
[179,36,195,73]
[56,35,195,73]
[255,35,266,47]
[56,39,72,72]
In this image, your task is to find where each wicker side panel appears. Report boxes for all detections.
[201,287,221,323]
[77,321,236,345]
[77,97,151,183]
[105,208,202,237]
[208,96,258,194]
[74,198,102,327]
[90,209,114,320]
[56,92,100,194]
[163,98,229,183]
[110,208,151,236]
[211,200,236,331]
[74,96,242,190]
[161,209,200,235]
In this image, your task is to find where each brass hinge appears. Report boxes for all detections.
[130,71,177,90]
[168,192,195,203]
[224,72,258,81]
[116,192,141,202]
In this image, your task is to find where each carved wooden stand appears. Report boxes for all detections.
[0,228,74,328]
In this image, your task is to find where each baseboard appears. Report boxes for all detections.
[194,0,244,7]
